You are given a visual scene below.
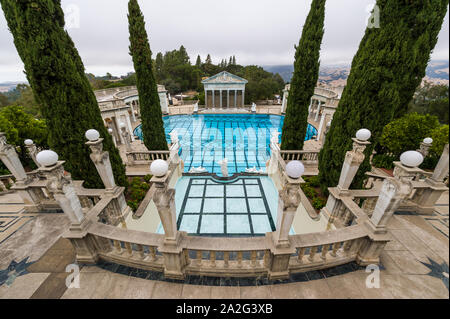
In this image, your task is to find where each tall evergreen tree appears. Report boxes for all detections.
[155,52,164,82]
[128,0,167,151]
[0,0,127,188]
[232,56,236,65]
[281,0,326,150]
[318,0,448,192]
[205,54,212,65]
[195,55,202,68]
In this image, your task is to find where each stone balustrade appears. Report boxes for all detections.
[280,150,319,163]
[0,174,15,193]
[126,150,170,165]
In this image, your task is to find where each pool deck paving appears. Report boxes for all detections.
[0,190,447,299]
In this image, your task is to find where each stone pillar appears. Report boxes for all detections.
[317,112,326,141]
[273,178,302,247]
[0,133,28,185]
[86,138,116,190]
[125,113,135,142]
[357,164,414,265]
[129,102,136,122]
[337,137,370,193]
[212,89,215,108]
[151,171,186,279]
[219,89,222,108]
[24,140,41,168]
[308,98,313,113]
[242,89,245,107]
[227,89,230,108]
[314,101,322,122]
[267,172,301,279]
[115,116,125,144]
[234,89,237,108]
[409,144,449,214]
[431,144,449,183]
[204,89,208,108]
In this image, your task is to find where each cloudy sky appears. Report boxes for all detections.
[0,0,448,82]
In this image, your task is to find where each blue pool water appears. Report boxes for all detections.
[134,114,317,175]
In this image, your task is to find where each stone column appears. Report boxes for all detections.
[418,140,432,158]
[227,89,230,108]
[308,98,313,113]
[242,89,245,107]
[317,112,326,141]
[219,89,222,108]
[357,163,414,265]
[337,137,370,193]
[86,138,116,190]
[212,89,215,108]
[0,133,28,185]
[430,144,449,183]
[129,102,136,122]
[115,116,125,144]
[125,113,135,142]
[204,89,208,108]
[234,89,237,108]
[24,140,41,168]
[314,101,322,122]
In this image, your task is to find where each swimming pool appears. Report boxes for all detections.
[134,114,317,175]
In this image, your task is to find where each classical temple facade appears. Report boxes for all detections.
[202,71,248,108]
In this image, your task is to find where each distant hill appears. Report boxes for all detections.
[0,81,26,93]
[264,60,449,86]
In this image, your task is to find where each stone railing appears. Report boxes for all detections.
[114,88,138,100]
[280,150,319,164]
[314,87,339,99]
[126,150,170,165]
[67,193,373,278]
[168,105,194,115]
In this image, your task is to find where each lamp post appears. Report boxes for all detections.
[108,128,116,147]
[418,137,433,158]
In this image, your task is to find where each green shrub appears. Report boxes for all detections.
[420,155,440,170]
[301,183,317,198]
[372,154,396,169]
[307,176,320,187]
[429,124,449,157]
[312,197,326,210]
[144,174,152,183]
[379,113,440,156]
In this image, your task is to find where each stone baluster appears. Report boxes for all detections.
[121,125,132,152]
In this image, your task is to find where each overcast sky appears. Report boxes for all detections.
[0,0,448,82]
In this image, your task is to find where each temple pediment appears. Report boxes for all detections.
[201,71,248,84]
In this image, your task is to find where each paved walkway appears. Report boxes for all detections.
[0,192,447,299]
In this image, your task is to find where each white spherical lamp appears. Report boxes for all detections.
[423,137,433,144]
[285,160,305,179]
[150,159,169,177]
[108,128,113,134]
[36,150,59,167]
[119,122,126,129]
[326,121,332,127]
[85,129,100,141]
[356,128,371,141]
[24,139,33,146]
[400,151,424,168]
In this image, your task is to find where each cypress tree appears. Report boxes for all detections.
[281,0,326,150]
[195,55,202,68]
[128,0,168,151]
[318,0,448,192]
[0,0,127,188]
